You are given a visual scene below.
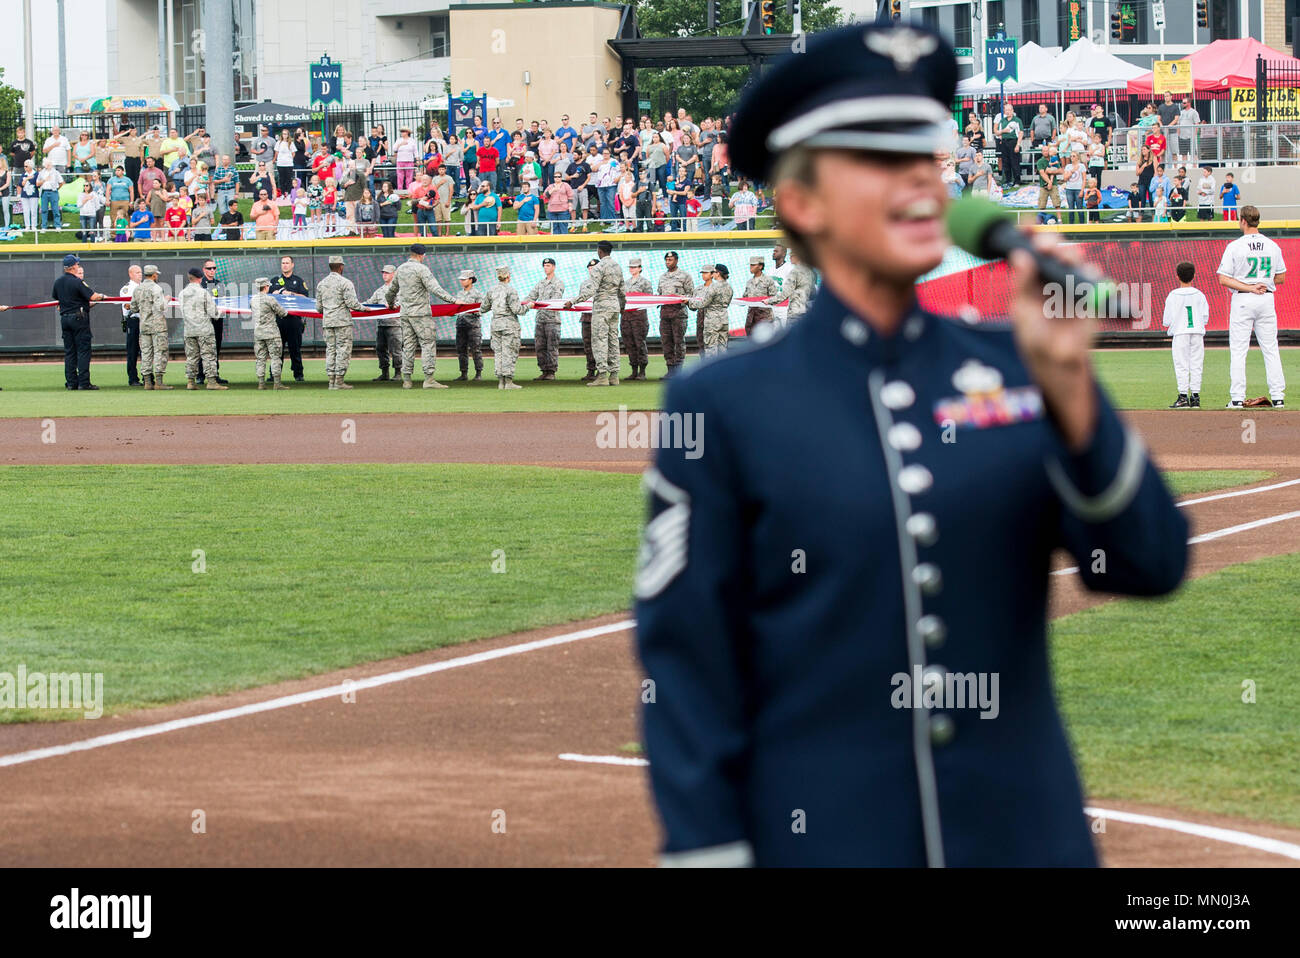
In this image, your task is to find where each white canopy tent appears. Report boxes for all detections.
[956,43,1062,97]
[1041,38,1148,91]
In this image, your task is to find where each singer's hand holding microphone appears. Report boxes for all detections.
[946,196,1111,452]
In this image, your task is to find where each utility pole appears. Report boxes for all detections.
[22,0,34,122]
[166,0,176,98]
[158,0,168,94]
[57,0,68,111]
[202,0,235,160]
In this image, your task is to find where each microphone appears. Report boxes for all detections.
[945,195,1132,321]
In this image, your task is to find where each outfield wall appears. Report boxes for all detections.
[1,225,1297,354]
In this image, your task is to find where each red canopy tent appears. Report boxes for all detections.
[1127,38,1300,95]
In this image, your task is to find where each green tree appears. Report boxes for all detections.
[632,0,844,119]
[0,67,24,145]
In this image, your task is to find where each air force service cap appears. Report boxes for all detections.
[729,22,957,181]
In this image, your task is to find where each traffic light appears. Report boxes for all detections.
[1110,8,1122,39]
[786,0,800,16]
[1196,0,1208,29]
[891,0,903,19]
[707,0,718,31]
[761,0,775,33]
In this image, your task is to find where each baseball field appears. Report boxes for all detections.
[1,345,1298,867]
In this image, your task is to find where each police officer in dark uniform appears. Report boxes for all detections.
[52,254,107,390]
[635,23,1188,867]
[269,254,310,381]
[195,258,229,385]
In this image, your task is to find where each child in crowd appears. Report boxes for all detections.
[129,200,153,242]
[1196,165,1216,221]
[306,175,324,235]
[292,189,309,236]
[1152,186,1168,223]
[322,177,338,235]
[1082,176,1101,224]
[1220,173,1239,221]
[1161,260,1209,409]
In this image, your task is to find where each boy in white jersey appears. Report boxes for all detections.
[1216,204,1287,408]
[1162,261,1209,408]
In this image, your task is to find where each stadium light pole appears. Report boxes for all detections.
[57,0,68,113]
[202,0,235,167]
[22,0,34,123]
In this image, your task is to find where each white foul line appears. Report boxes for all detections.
[1176,476,1300,508]
[1051,510,1300,577]
[558,753,650,767]
[0,619,636,770]
[1085,807,1300,862]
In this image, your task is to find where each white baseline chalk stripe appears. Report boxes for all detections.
[0,619,636,770]
[1177,476,1300,508]
[558,753,650,767]
[1051,510,1300,576]
[1085,807,1300,862]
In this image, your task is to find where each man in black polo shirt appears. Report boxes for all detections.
[269,254,309,381]
[567,154,591,229]
[219,200,243,241]
[53,254,107,390]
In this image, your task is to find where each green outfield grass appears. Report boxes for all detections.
[1093,346,1300,409]
[3,347,1297,419]
[0,465,1269,724]
[1053,552,1300,828]
[0,463,642,722]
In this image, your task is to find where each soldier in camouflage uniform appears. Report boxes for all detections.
[453,270,485,381]
[316,254,365,389]
[180,268,228,390]
[250,277,290,389]
[656,251,694,379]
[482,265,530,390]
[523,257,564,381]
[577,259,598,382]
[742,255,780,335]
[771,253,817,322]
[687,262,734,357]
[369,264,402,382]
[584,240,626,387]
[622,256,653,380]
[384,242,457,389]
[131,265,173,390]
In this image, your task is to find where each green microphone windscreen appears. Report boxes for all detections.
[945,195,1012,260]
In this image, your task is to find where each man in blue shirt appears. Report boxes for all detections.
[513,182,539,235]
[555,115,578,153]
[211,156,238,214]
[469,181,500,236]
[487,119,511,164]
[1148,164,1173,210]
[105,165,135,228]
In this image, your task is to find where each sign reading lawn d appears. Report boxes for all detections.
[310,55,343,106]
[986,37,1018,83]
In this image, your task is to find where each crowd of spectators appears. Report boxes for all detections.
[2,107,775,241]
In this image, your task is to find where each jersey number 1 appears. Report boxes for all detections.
[1186,305,1194,328]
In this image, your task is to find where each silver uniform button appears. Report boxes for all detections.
[912,563,943,595]
[888,422,922,452]
[917,614,947,648]
[930,715,956,746]
[840,316,869,345]
[906,512,938,546]
[897,464,933,495]
[880,380,915,410]
[903,315,925,341]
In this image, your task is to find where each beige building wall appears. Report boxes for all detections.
[1263,0,1289,52]
[450,3,625,126]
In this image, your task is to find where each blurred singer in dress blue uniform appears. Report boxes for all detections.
[634,23,1188,867]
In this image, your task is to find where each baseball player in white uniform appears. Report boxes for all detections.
[1162,261,1209,408]
[1216,204,1286,408]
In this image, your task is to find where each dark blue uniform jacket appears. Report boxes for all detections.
[634,285,1188,867]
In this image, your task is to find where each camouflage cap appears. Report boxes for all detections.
[749,255,764,265]
[254,276,270,287]
[628,257,642,267]
[328,254,344,265]
[143,265,160,276]
[496,264,511,277]
[381,264,396,273]
[458,269,476,281]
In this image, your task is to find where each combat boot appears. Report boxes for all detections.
[473,366,483,380]
[609,372,620,386]
[273,375,290,390]
[502,376,522,390]
[497,376,505,390]
[337,377,353,389]
[586,373,610,387]
[539,371,555,381]
[206,380,229,390]
[187,378,198,390]
[582,370,596,383]
[257,378,267,390]
[327,375,338,390]
[402,376,413,389]
[454,369,469,381]
[423,377,448,389]
[372,370,391,382]
[142,374,154,390]
[155,377,173,390]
